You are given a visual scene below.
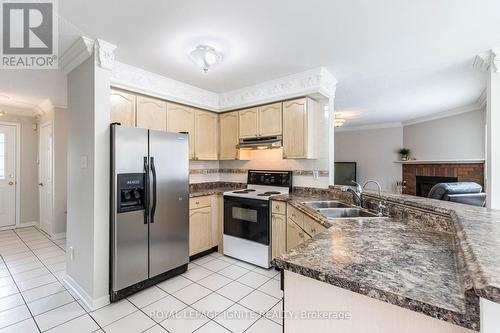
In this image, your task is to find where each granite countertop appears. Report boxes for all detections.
[361,191,500,304]
[272,192,481,331]
[189,183,246,198]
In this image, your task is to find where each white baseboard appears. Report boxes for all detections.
[63,274,110,311]
[51,232,66,240]
[0,221,39,232]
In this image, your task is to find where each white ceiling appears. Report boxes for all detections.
[1,0,499,124]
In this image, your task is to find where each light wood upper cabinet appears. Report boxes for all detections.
[239,108,259,138]
[238,104,283,139]
[136,96,167,131]
[259,102,282,136]
[283,97,318,159]
[167,103,195,159]
[220,112,239,160]
[194,110,218,160]
[110,90,136,127]
[189,205,212,256]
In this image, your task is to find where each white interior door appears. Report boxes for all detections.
[39,122,53,234]
[0,124,17,228]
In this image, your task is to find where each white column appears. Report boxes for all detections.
[328,97,336,186]
[63,37,116,309]
[481,49,500,209]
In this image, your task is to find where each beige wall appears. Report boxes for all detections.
[1,114,38,225]
[403,109,485,160]
[334,109,486,193]
[335,126,403,192]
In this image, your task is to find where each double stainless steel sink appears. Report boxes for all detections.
[303,200,380,219]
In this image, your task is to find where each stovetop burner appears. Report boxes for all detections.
[257,191,282,197]
[233,190,249,194]
[245,189,256,192]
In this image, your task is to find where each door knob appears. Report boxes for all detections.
[8,181,14,186]
[38,182,43,186]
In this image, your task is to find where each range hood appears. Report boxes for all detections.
[236,135,282,150]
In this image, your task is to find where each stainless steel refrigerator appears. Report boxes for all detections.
[110,124,189,302]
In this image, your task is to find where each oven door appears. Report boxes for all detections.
[223,196,270,245]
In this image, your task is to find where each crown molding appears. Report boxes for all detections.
[60,36,94,75]
[473,48,500,73]
[110,63,337,112]
[95,39,117,71]
[477,89,487,109]
[63,37,338,111]
[335,122,402,133]
[402,102,485,127]
[34,99,55,116]
[111,62,220,110]
[218,67,337,111]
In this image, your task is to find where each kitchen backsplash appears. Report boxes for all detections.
[189,162,329,188]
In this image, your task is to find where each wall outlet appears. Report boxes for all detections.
[313,170,319,179]
[68,246,74,260]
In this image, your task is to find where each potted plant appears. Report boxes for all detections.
[398,148,411,161]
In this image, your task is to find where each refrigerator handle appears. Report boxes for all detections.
[150,156,157,223]
[143,156,149,224]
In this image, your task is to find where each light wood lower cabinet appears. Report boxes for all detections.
[136,96,167,131]
[217,195,224,254]
[285,203,325,251]
[110,90,136,127]
[286,219,310,251]
[189,204,212,256]
[272,214,286,259]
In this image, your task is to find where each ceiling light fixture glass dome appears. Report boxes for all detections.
[189,44,222,73]
[334,114,346,127]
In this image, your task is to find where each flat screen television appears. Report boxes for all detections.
[334,162,357,186]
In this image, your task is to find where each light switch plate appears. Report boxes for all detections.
[80,155,88,169]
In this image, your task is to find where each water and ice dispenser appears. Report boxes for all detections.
[117,173,146,213]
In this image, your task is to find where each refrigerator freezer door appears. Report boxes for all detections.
[148,130,190,277]
[111,125,149,291]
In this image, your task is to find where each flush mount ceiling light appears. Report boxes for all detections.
[0,110,5,117]
[334,113,346,127]
[189,44,222,73]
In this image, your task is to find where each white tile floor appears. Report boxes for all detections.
[0,227,284,332]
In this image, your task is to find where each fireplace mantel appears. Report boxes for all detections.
[395,159,485,165]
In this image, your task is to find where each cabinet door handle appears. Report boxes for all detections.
[299,232,304,239]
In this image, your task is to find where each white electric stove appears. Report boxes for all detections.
[223,170,293,268]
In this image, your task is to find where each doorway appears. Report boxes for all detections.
[39,122,54,234]
[0,123,19,228]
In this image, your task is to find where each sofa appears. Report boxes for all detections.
[427,182,486,207]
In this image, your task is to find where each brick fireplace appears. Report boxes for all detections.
[402,163,485,196]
